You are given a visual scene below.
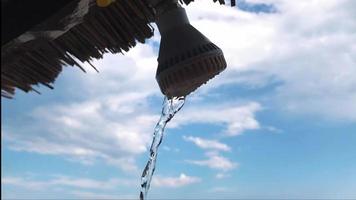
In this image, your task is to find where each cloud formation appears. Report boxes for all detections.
[187,151,238,171]
[183,136,231,151]
[184,0,356,121]
[2,175,136,191]
[4,96,158,171]
[152,173,201,188]
[173,102,261,136]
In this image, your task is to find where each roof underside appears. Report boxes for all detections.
[1,0,232,98]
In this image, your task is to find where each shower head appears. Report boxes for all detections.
[155,5,227,98]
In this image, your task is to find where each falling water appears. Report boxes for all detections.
[139,96,185,200]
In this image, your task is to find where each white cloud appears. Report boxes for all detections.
[80,43,159,97]
[152,173,201,188]
[4,97,157,171]
[2,174,202,198]
[2,175,136,191]
[2,177,45,190]
[173,102,261,136]
[184,0,356,121]
[183,135,231,151]
[71,190,135,199]
[187,151,238,171]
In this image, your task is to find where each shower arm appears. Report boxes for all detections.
[146,0,190,36]
[147,0,181,20]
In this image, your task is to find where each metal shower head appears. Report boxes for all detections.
[155,5,227,98]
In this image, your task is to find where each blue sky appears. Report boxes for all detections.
[2,0,356,199]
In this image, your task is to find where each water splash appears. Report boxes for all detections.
[140,96,185,200]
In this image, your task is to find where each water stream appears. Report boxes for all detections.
[139,96,185,200]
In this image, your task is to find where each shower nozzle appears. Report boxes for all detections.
[155,5,227,98]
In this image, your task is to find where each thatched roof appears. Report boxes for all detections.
[1,0,233,98]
